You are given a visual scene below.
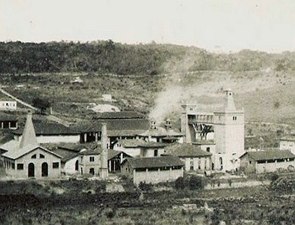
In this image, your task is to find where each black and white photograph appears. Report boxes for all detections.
[0,0,294,224]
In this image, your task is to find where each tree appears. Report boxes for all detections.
[32,97,51,114]
[175,177,185,190]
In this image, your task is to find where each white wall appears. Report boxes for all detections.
[280,140,295,155]
[140,148,165,157]
[4,148,61,179]
[133,168,184,185]
[181,156,211,171]
[63,156,80,174]
[0,101,17,111]
[214,111,244,171]
[255,160,295,173]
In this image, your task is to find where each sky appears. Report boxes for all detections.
[1,0,295,53]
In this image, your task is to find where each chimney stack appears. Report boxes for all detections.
[100,123,108,179]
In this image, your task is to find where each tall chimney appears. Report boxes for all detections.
[100,123,108,179]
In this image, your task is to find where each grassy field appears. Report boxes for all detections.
[0,179,294,225]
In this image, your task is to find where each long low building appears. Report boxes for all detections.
[121,156,184,185]
[163,143,212,172]
[240,150,295,174]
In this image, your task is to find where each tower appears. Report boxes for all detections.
[181,104,197,143]
[100,123,108,179]
[213,89,244,171]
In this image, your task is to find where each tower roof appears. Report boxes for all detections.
[19,113,38,148]
[224,89,236,111]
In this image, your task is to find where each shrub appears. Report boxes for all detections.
[138,182,153,192]
[188,175,204,190]
[175,177,185,190]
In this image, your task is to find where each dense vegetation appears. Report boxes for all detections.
[1,41,295,75]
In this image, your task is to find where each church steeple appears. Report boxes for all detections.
[19,112,38,148]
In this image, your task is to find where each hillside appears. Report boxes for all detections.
[0,41,294,147]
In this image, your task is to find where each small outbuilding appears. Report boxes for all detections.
[163,143,212,172]
[240,150,295,174]
[121,156,184,185]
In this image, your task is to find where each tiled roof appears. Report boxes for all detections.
[0,139,19,152]
[107,149,132,160]
[0,112,17,121]
[14,120,80,135]
[75,119,150,134]
[138,142,168,148]
[164,143,212,157]
[93,111,145,120]
[116,139,146,148]
[124,156,184,169]
[138,127,183,137]
[108,130,146,137]
[280,135,295,142]
[193,140,215,145]
[49,148,80,163]
[240,150,295,161]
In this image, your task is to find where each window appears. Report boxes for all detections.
[233,116,237,121]
[17,163,24,170]
[40,154,45,158]
[52,162,59,169]
[12,163,15,169]
[206,147,210,152]
[90,156,95,162]
[31,154,36,159]
[154,149,158,157]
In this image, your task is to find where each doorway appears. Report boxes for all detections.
[28,163,35,177]
[42,162,48,177]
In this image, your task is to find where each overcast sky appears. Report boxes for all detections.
[1,0,295,53]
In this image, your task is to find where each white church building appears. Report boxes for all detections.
[181,89,245,172]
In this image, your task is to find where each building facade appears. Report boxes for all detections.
[121,156,184,185]
[240,150,295,174]
[181,89,245,172]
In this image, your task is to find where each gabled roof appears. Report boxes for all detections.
[240,150,295,161]
[93,111,145,120]
[47,147,80,163]
[123,156,184,169]
[2,145,61,160]
[116,139,146,148]
[164,143,212,158]
[108,149,132,160]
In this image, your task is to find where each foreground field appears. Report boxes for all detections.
[0,179,294,225]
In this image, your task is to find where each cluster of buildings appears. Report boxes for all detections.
[0,90,294,184]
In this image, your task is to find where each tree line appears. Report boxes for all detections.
[1,40,295,75]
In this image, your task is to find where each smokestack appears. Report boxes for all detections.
[100,123,108,179]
